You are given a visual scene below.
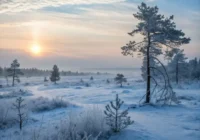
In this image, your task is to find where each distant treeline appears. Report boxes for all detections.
[0,67,100,77]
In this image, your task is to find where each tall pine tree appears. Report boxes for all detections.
[7,59,23,87]
[121,3,190,103]
[50,65,60,84]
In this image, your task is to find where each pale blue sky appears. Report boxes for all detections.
[0,0,199,70]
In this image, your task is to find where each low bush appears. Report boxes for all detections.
[0,89,33,99]
[0,101,16,129]
[4,107,109,140]
[37,107,109,140]
[28,97,72,112]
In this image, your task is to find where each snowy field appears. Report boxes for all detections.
[0,74,200,140]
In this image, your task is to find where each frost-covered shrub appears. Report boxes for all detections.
[106,79,110,84]
[177,96,195,101]
[30,126,102,140]
[85,83,90,87]
[57,107,109,140]
[28,97,72,112]
[0,107,109,140]
[24,82,30,86]
[77,107,108,136]
[0,101,16,129]
[135,79,143,83]
[26,108,108,140]
[0,89,33,99]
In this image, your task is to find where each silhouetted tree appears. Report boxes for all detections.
[44,77,48,82]
[0,67,2,75]
[114,74,127,87]
[85,83,90,87]
[7,59,23,86]
[50,65,60,84]
[90,76,94,80]
[121,3,190,103]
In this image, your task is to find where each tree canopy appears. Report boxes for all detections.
[121,2,190,103]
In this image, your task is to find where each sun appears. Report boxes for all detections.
[31,44,41,55]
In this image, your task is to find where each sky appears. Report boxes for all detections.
[0,0,200,71]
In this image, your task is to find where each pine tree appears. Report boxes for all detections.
[12,97,27,130]
[0,67,3,76]
[121,2,190,103]
[90,76,94,80]
[114,74,127,87]
[104,94,133,132]
[198,59,200,67]
[167,49,188,84]
[44,77,48,82]
[106,79,110,84]
[7,59,23,87]
[189,57,200,80]
[50,65,60,84]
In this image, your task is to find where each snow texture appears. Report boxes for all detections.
[0,74,199,140]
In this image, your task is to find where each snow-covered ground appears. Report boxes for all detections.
[0,74,200,140]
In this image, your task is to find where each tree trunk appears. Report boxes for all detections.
[115,106,118,132]
[18,104,22,130]
[146,31,151,103]
[12,67,15,87]
[20,118,22,130]
[6,77,8,86]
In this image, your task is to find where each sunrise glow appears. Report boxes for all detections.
[31,44,41,55]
